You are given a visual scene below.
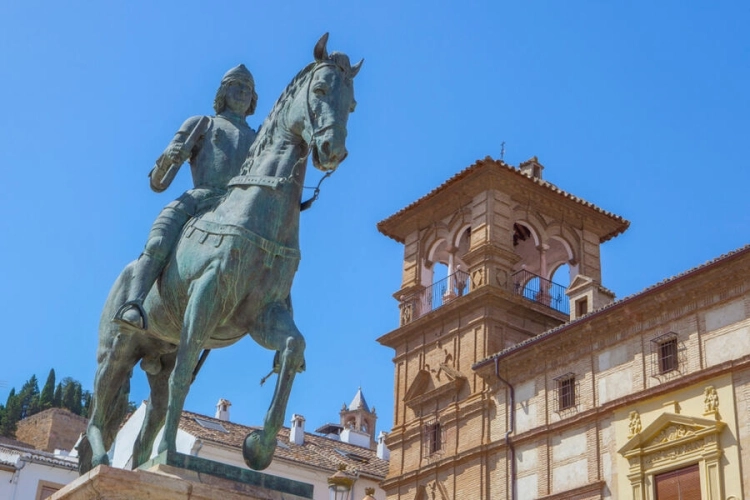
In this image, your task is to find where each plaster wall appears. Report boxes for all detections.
[0,460,77,500]
[705,325,750,366]
[516,473,538,500]
[552,458,588,494]
[551,428,586,462]
[597,370,633,405]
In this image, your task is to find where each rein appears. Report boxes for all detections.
[227,60,340,211]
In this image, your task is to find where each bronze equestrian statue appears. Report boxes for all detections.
[80,34,361,473]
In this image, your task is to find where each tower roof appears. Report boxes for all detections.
[348,387,370,413]
[377,157,629,244]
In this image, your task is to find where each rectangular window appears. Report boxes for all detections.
[659,338,678,373]
[423,421,442,456]
[36,481,64,500]
[651,332,680,376]
[554,373,576,411]
[575,298,588,317]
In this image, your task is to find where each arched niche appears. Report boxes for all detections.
[546,234,576,283]
[420,221,472,288]
[511,221,542,275]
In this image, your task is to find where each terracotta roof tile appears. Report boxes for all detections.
[180,411,388,480]
[0,443,78,470]
[378,157,629,243]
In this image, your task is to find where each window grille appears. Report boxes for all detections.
[423,420,444,457]
[650,332,682,377]
[553,373,577,412]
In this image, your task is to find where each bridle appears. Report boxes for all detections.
[299,61,350,210]
[228,60,349,210]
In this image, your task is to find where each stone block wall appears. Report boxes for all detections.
[16,408,87,452]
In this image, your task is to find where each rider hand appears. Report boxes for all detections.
[165,144,188,165]
[156,144,187,170]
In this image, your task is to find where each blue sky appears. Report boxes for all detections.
[1,1,749,440]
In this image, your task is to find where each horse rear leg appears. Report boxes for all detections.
[243,302,306,470]
[158,268,222,456]
[85,328,140,471]
[132,350,176,468]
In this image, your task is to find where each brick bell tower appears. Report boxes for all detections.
[376,157,628,499]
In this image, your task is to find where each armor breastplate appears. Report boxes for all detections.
[190,116,255,189]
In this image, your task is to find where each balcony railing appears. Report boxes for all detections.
[415,270,470,318]
[511,269,569,315]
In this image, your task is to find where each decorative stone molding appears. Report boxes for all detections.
[495,267,508,287]
[403,367,467,410]
[628,411,642,438]
[703,385,719,417]
[619,412,727,499]
[400,300,414,326]
[414,480,449,500]
[471,268,484,288]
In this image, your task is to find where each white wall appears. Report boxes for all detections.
[0,453,78,500]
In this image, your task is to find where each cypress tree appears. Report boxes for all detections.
[72,384,83,415]
[0,389,20,437]
[61,378,76,412]
[39,369,56,410]
[53,383,62,408]
[81,391,92,418]
[18,375,40,419]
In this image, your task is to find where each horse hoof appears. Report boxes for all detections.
[243,430,276,470]
[92,453,110,469]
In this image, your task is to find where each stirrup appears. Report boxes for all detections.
[113,301,149,331]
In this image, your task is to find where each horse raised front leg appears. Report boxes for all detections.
[244,302,306,470]
[158,267,222,456]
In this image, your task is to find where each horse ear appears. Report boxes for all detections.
[351,58,364,78]
[314,33,329,61]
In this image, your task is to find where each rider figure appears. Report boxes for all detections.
[115,64,259,330]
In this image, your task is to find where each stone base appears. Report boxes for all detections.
[51,452,313,500]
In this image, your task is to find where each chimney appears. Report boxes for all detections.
[519,156,544,179]
[377,431,390,460]
[290,414,305,445]
[215,399,231,421]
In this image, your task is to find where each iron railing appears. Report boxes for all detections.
[511,269,569,315]
[418,270,470,317]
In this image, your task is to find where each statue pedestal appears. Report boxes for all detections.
[52,452,313,500]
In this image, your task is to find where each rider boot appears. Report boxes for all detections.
[113,206,189,330]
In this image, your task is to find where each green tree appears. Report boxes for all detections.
[18,375,40,419]
[72,384,83,415]
[39,369,56,410]
[61,378,76,412]
[81,391,92,418]
[0,389,21,437]
[53,382,62,408]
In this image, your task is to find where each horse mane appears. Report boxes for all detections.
[237,52,356,177]
[237,62,316,176]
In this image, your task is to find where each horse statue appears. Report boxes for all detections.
[80,34,361,473]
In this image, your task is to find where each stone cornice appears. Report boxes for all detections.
[379,285,564,350]
[538,481,606,500]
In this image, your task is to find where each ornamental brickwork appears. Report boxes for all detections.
[377,157,750,499]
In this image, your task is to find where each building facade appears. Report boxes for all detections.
[112,390,389,500]
[0,440,79,500]
[377,157,750,499]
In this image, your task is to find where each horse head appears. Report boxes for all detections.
[300,33,362,172]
